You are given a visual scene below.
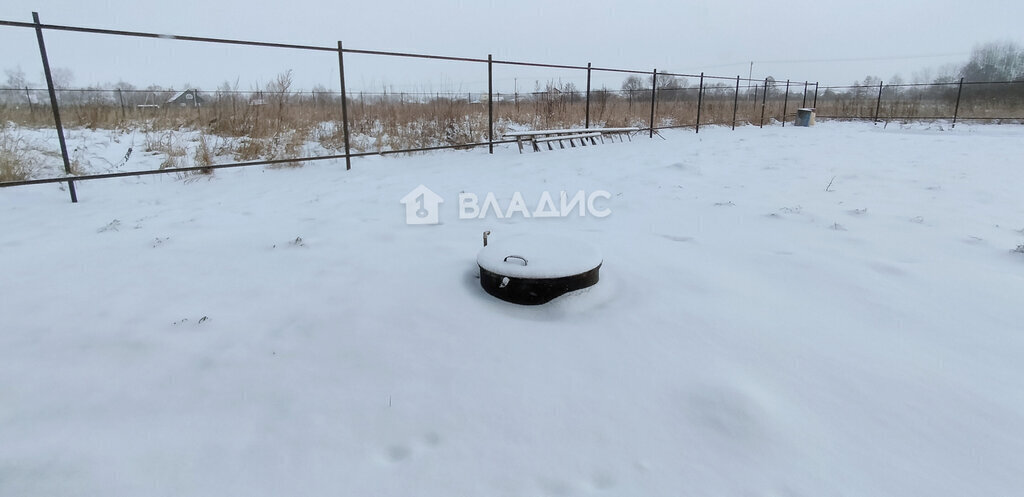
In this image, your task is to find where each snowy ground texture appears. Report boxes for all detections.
[2,121,1024,496]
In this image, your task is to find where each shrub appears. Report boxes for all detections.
[0,126,40,182]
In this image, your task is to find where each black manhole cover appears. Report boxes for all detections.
[477,233,602,305]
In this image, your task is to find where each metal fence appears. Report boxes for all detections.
[1,12,1021,202]
[0,12,819,202]
[814,79,1024,124]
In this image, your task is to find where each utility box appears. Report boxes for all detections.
[795,108,816,127]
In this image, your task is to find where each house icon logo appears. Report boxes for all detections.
[400,185,444,225]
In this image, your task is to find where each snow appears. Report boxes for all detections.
[2,121,1024,496]
[477,234,602,279]
[166,90,188,103]
[504,127,640,137]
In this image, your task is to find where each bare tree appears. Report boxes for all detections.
[265,70,295,128]
[3,67,30,89]
[48,67,74,89]
[2,67,31,105]
[960,41,1024,81]
[621,75,646,92]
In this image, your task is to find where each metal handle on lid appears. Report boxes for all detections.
[503,255,527,266]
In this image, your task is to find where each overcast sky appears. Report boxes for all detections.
[2,0,1022,94]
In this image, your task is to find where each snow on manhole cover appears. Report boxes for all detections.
[477,232,602,305]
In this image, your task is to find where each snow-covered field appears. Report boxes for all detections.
[2,121,1023,496]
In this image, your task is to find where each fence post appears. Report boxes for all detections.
[117,88,126,119]
[488,54,493,154]
[649,68,657,138]
[813,82,819,108]
[760,78,767,128]
[585,62,592,129]
[782,79,790,127]
[952,77,964,128]
[695,72,704,133]
[33,12,77,203]
[874,80,883,124]
[25,86,35,116]
[732,75,740,130]
[337,41,351,171]
[751,84,758,121]
[802,81,808,107]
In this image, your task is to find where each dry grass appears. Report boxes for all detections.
[193,133,213,173]
[2,81,1022,181]
[0,126,40,182]
[147,131,188,170]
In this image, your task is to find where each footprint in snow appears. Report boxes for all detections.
[537,477,573,496]
[97,219,121,233]
[868,262,906,276]
[685,385,769,445]
[382,432,443,464]
[590,471,617,491]
[668,162,702,175]
[385,445,411,462]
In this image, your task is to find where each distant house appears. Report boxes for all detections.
[166,89,204,107]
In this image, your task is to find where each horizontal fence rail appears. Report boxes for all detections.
[812,79,1024,124]
[1,13,1022,202]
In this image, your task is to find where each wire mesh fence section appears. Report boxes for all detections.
[3,12,1024,201]
[814,80,1024,122]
